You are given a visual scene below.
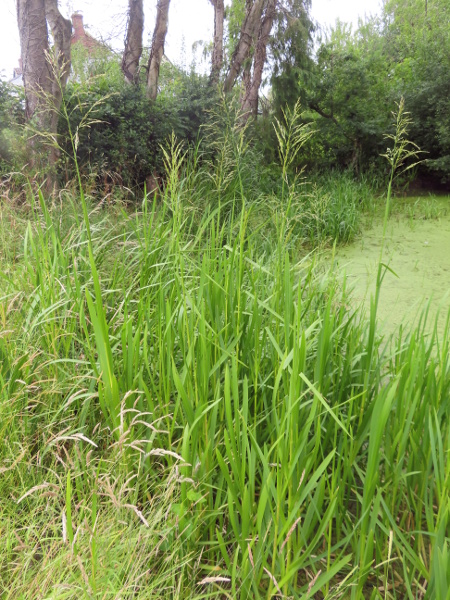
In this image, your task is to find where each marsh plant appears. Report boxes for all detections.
[0,95,448,599]
[367,99,426,366]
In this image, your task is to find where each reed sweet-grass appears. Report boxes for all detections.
[0,98,448,599]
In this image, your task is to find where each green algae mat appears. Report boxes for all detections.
[336,196,450,336]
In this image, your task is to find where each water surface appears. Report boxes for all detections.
[335,197,450,336]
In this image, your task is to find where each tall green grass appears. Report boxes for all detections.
[0,104,448,599]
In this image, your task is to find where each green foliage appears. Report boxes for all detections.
[268,0,449,184]
[60,82,175,190]
[225,0,248,62]
[0,81,25,173]
[70,43,124,87]
[158,63,219,146]
[59,64,217,193]
[302,21,392,173]
[384,0,450,182]
[270,0,315,113]
[299,171,374,244]
[0,81,24,130]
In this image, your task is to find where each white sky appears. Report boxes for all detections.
[0,0,383,80]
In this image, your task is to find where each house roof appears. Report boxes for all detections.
[71,12,103,52]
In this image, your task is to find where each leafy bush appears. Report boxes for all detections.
[59,63,217,194]
[0,81,25,174]
[268,1,450,186]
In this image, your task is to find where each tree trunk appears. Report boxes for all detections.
[122,0,144,84]
[44,0,72,86]
[241,61,252,103]
[44,0,72,166]
[223,0,267,93]
[17,0,58,191]
[147,0,171,100]
[208,0,224,83]
[17,0,54,127]
[241,0,276,120]
[17,0,72,191]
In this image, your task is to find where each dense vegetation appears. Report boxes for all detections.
[2,0,449,191]
[0,0,449,598]
[1,98,449,597]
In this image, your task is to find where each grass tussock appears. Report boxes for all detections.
[0,104,449,599]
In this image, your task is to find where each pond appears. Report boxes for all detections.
[335,196,450,337]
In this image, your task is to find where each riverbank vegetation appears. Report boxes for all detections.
[1,105,449,597]
[0,0,449,597]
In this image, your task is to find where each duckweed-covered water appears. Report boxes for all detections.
[336,196,450,336]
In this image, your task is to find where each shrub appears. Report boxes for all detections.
[59,63,217,195]
[0,81,26,175]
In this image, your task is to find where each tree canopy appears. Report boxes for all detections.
[4,0,449,189]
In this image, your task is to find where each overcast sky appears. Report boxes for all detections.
[0,0,383,80]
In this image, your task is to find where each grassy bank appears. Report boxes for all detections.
[0,163,449,599]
